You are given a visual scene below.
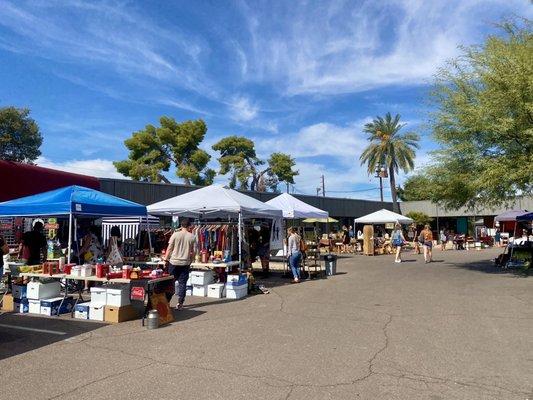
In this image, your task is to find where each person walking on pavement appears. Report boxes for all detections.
[164,219,196,310]
[422,224,434,263]
[287,227,302,283]
[391,223,406,263]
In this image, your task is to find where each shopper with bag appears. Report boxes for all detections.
[164,219,196,310]
[287,227,302,283]
[391,223,406,263]
[106,226,123,267]
[421,224,434,263]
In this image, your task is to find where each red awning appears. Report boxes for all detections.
[0,160,100,202]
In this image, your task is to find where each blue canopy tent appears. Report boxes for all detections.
[0,185,148,262]
[517,212,533,221]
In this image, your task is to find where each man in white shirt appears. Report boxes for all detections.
[164,219,196,310]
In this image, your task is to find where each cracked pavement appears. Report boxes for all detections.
[0,248,532,399]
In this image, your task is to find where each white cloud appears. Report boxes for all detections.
[36,157,126,179]
[238,0,531,95]
[229,95,259,122]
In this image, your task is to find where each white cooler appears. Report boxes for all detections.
[192,285,207,297]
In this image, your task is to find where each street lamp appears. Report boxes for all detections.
[374,165,387,202]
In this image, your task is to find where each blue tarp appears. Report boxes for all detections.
[0,185,147,217]
[517,212,533,221]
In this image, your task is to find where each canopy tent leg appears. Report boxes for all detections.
[238,212,242,273]
[67,212,73,264]
[146,216,153,254]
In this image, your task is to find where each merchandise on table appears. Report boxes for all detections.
[74,302,91,320]
[27,280,61,300]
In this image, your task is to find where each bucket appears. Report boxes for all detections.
[96,264,109,278]
[146,310,159,329]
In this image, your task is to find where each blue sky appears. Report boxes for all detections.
[1,0,531,200]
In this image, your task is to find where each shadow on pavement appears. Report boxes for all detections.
[0,312,106,361]
[448,258,530,277]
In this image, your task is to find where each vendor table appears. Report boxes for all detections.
[20,272,173,324]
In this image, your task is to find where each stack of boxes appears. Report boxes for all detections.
[25,280,76,315]
[188,271,248,300]
[12,284,28,313]
[89,285,137,323]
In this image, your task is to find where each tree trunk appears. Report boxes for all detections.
[389,166,399,213]
[157,174,171,184]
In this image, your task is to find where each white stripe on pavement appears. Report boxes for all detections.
[0,323,67,335]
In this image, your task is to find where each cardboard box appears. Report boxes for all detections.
[80,265,93,277]
[226,283,247,300]
[104,305,138,323]
[1,294,14,312]
[89,303,105,321]
[74,302,91,320]
[227,274,247,285]
[27,280,61,300]
[90,287,107,305]
[207,283,225,299]
[106,286,130,307]
[40,297,74,316]
[14,298,29,313]
[28,299,41,314]
[192,285,207,297]
[190,271,214,286]
[12,284,27,299]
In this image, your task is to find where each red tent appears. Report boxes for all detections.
[0,160,100,202]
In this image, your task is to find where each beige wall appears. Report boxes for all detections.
[400,196,533,217]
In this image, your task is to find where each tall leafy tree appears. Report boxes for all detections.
[114,118,215,185]
[360,113,420,212]
[397,174,433,201]
[0,107,42,163]
[212,135,298,192]
[427,19,533,209]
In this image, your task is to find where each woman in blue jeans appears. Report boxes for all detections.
[287,227,302,283]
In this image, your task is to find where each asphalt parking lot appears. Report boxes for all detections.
[1,248,531,400]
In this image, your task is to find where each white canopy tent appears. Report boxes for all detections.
[354,209,413,225]
[147,185,283,269]
[265,193,328,219]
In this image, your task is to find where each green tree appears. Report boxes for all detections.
[0,107,42,163]
[212,135,298,191]
[360,113,420,212]
[114,118,215,185]
[405,211,433,227]
[427,19,533,209]
[397,174,432,201]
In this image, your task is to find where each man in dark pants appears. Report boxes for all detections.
[164,219,196,310]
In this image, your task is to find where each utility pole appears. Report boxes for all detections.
[286,182,289,193]
[316,187,321,197]
[321,175,325,197]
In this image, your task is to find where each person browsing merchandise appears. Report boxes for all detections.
[164,219,197,310]
[287,227,302,283]
[20,221,47,265]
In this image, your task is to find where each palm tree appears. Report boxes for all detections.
[359,112,420,212]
